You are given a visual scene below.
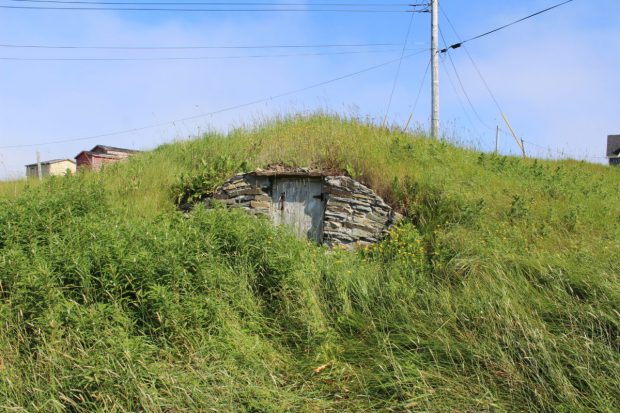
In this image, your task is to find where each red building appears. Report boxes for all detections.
[75,145,139,172]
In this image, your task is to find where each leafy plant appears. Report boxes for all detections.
[171,154,247,207]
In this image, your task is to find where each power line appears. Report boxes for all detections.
[440,4,593,155]
[0,42,405,50]
[10,0,418,5]
[0,49,428,149]
[521,138,609,161]
[382,11,415,126]
[438,53,516,151]
[439,7,509,120]
[0,4,413,12]
[441,7,526,154]
[439,0,575,53]
[438,29,492,131]
[403,56,430,131]
[439,53,477,132]
[0,48,427,61]
[439,48,523,149]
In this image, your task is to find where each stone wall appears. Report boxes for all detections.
[322,176,400,247]
[206,169,401,248]
[210,173,272,215]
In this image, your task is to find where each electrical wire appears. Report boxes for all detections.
[438,5,602,159]
[0,48,426,61]
[439,7,517,128]
[0,4,413,12]
[10,0,420,6]
[440,6,526,153]
[439,8,510,121]
[520,138,608,161]
[0,49,428,149]
[439,0,575,53]
[438,29,492,131]
[0,42,404,50]
[439,27,517,149]
[403,56,429,131]
[382,11,414,126]
[439,53,476,131]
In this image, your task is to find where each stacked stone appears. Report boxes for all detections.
[210,174,271,215]
[204,169,402,248]
[322,176,401,248]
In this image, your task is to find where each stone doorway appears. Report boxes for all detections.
[206,166,401,249]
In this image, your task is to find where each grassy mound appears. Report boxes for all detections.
[0,115,618,412]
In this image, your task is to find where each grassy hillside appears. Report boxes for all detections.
[0,115,618,412]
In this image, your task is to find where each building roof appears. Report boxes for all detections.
[25,158,76,167]
[78,152,125,159]
[75,144,139,160]
[91,144,140,154]
[606,135,620,157]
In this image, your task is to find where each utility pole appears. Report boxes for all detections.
[36,151,42,181]
[495,126,500,154]
[430,0,440,138]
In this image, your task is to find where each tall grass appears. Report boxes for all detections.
[0,114,618,412]
[0,178,39,200]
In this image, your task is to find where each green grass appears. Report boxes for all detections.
[0,178,39,200]
[0,114,618,412]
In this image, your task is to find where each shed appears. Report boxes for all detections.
[206,166,401,248]
[607,135,620,166]
[75,144,139,172]
[25,159,76,178]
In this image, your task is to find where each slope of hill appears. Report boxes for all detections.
[0,115,618,412]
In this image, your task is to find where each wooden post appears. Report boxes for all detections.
[501,112,526,159]
[495,125,499,154]
[36,151,42,180]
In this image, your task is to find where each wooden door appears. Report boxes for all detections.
[269,178,325,243]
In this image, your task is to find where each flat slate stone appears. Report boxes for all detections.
[205,170,400,249]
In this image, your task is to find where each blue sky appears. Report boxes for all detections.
[1,0,619,178]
